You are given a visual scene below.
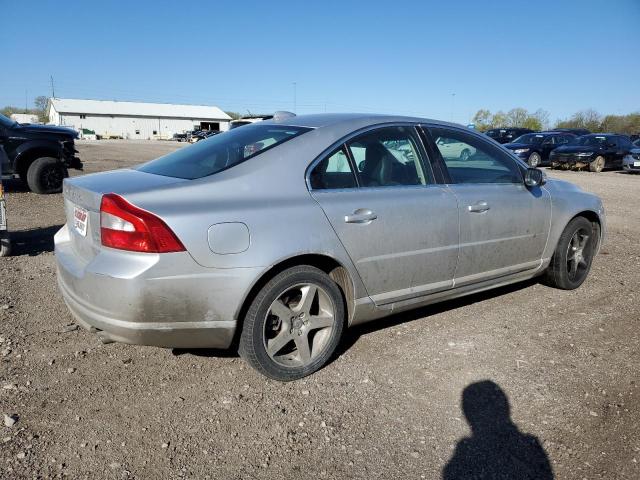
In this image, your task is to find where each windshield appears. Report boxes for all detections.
[0,113,17,128]
[513,133,545,145]
[571,135,608,147]
[138,123,310,179]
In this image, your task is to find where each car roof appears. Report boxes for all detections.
[265,112,462,130]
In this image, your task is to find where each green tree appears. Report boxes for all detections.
[34,95,49,122]
[491,111,507,129]
[472,109,492,131]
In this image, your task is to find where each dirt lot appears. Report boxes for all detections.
[1,140,639,479]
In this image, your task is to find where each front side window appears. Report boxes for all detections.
[429,127,522,184]
[309,147,357,190]
[346,126,430,187]
[139,124,310,179]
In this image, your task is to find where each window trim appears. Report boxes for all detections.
[308,144,359,191]
[423,124,526,186]
[305,123,436,192]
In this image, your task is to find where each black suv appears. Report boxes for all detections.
[550,133,634,172]
[503,131,576,167]
[485,127,535,144]
[0,113,82,193]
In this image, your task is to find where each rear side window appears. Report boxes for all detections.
[429,127,522,184]
[138,124,310,179]
[347,126,431,187]
[309,147,357,189]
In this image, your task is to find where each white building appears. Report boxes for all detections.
[47,98,231,140]
[10,113,40,124]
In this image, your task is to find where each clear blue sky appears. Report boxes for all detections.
[1,0,638,124]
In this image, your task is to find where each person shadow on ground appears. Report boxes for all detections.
[442,380,554,480]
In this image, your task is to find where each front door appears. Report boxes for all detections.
[309,126,459,304]
[426,126,551,286]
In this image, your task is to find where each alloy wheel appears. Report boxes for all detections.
[566,228,591,282]
[42,165,64,190]
[263,283,336,367]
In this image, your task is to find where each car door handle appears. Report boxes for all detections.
[468,201,490,213]
[344,209,377,224]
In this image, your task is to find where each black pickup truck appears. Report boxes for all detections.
[0,113,82,194]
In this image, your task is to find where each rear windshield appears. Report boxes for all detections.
[138,124,310,179]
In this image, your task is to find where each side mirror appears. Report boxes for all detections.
[524,168,546,187]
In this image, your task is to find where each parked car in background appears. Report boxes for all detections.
[485,127,535,144]
[550,134,634,172]
[0,113,82,194]
[503,132,576,167]
[552,127,591,137]
[623,145,640,173]
[230,115,274,129]
[434,136,477,160]
[192,130,221,142]
[55,113,605,380]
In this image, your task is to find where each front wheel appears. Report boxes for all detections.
[26,157,68,194]
[589,155,605,173]
[528,152,542,168]
[544,216,597,290]
[239,265,345,381]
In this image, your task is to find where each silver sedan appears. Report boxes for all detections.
[55,113,605,380]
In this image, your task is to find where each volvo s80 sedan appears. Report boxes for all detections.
[55,113,605,381]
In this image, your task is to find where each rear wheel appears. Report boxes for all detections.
[528,152,542,167]
[544,216,596,290]
[239,266,345,381]
[589,155,605,173]
[26,157,68,194]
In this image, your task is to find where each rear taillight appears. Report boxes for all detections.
[100,193,185,253]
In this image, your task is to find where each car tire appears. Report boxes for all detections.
[589,155,605,173]
[544,216,597,290]
[26,157,68,194]
[239,265,346,381]
[528,152,542,167]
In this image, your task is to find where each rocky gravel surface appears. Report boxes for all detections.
[1,140,638,479]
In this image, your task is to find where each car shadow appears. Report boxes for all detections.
[337,278,538,356]
[442,380,554,479]
[9,225,62,256]
[175,278,539,362]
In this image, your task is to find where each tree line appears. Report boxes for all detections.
[1,96,49,123]
[472,107,640,135]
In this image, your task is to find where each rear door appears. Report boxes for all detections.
[424,125,551,286]
[309,125,459,305]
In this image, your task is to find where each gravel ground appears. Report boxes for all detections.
[1,140,638,479]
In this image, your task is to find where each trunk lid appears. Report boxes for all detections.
[63,169,187,262]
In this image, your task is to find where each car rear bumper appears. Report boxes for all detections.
[55,225,262,349]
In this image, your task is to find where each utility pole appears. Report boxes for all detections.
[50,75,56,98]
[450,93,456,122]
[293,82,297,113]
[25,89,28,114]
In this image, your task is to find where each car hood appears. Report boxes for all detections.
[17,124,78,139]
[552,145,601,154]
